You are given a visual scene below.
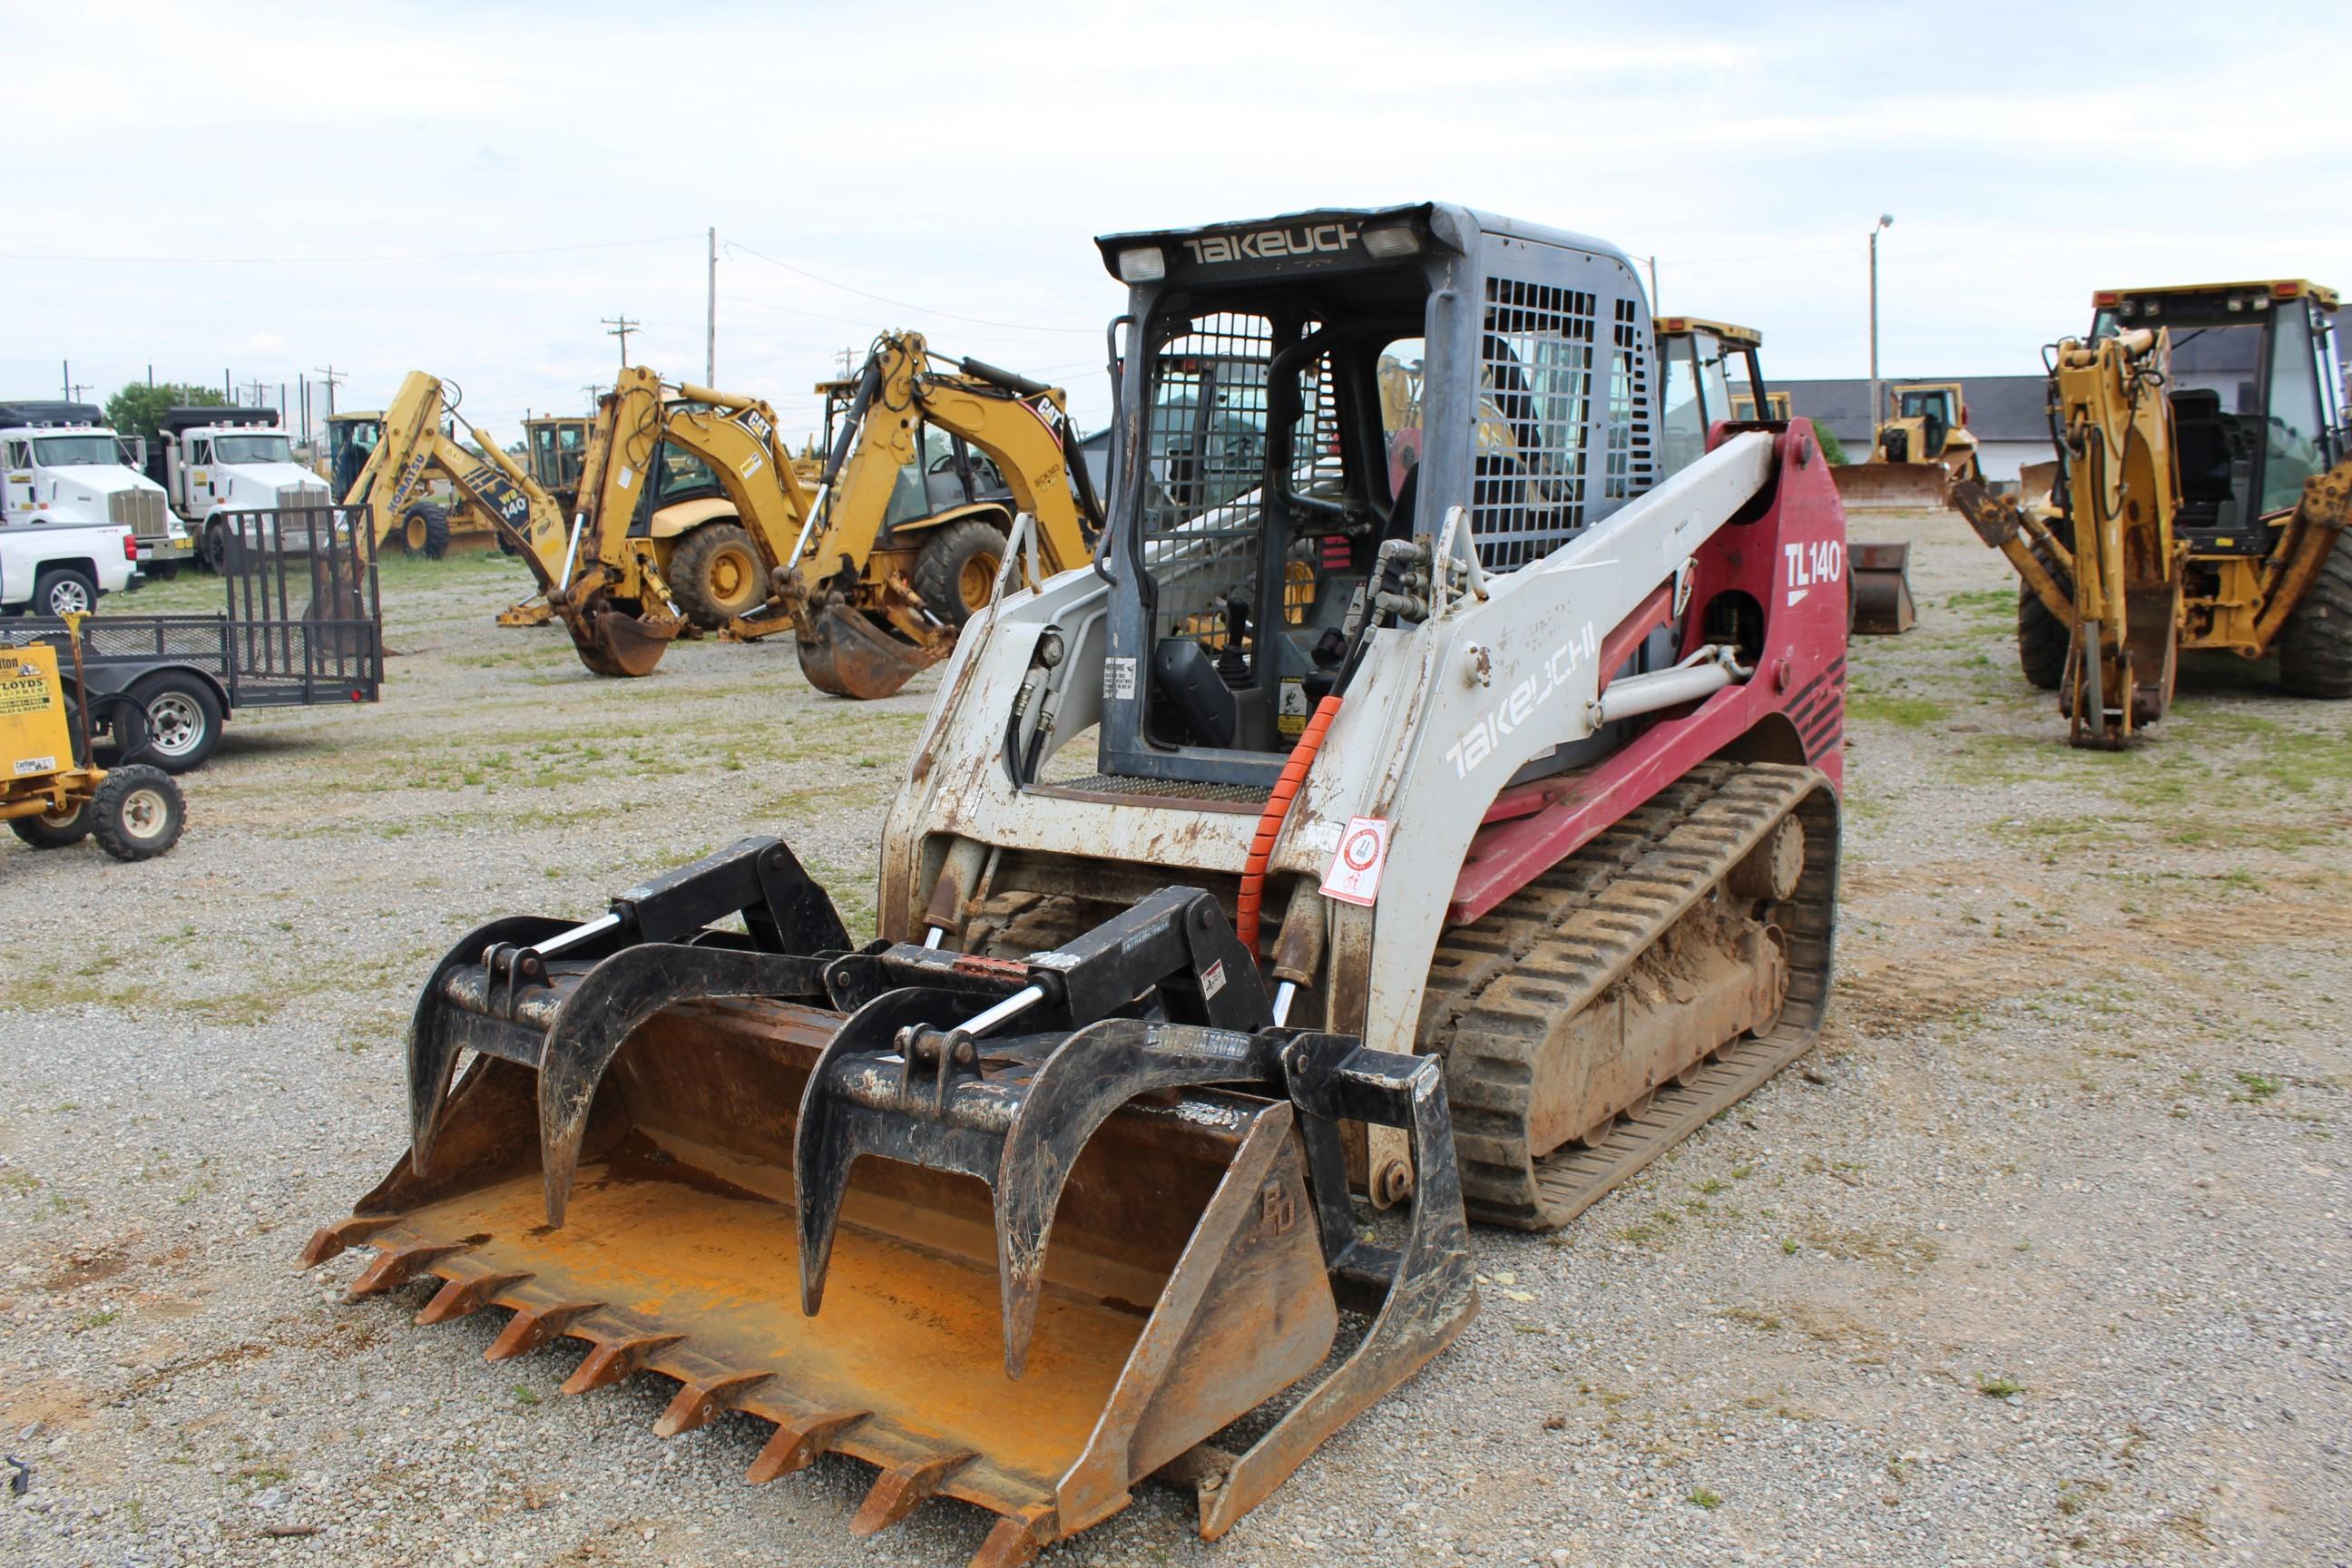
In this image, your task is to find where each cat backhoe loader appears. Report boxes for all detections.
[1956,279,2352,746]
[305,202,1847,1564]
[1833,380,1981,512]
[582,334,1101,697]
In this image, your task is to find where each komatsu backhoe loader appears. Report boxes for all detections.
[576,335,1101,696]
[1956,279,2352,746]
[305,203,1847,1564]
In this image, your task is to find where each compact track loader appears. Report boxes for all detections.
[1956,280,2352,746]
[307,203,1847,1563]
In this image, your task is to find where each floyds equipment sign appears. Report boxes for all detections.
[1181,222,1360,266]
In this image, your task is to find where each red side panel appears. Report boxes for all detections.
[1447,425,1847,926]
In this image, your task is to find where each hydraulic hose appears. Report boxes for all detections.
[1235,693,1341,954]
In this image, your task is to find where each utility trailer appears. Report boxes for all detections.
[20,505,380,772]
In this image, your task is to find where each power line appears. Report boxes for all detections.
[722,240,1095,336]
[0,233,707,266]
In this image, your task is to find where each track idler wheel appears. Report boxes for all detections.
[795,602,939,700]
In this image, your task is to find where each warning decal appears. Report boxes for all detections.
[1318,816,1390,907]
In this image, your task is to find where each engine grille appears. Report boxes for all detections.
[277,482,330,509]
[109,487,168,534]
[1048,771,1270,805]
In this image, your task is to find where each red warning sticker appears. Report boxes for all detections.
[1319,816,1390,907]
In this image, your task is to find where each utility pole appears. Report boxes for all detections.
[1642,255,1661,315]
[706,227,717,386]
[603,314,640,367]
[1867,214,1893,457]
[240,378,270,409]
[836,347,858,378]
[582,383,606,407]
[61,360,70,400]
[313,365,345,419]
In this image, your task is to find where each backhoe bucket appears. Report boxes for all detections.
[303,844,1475,1563]
[796,603,938,701]
[1847,542,1918,635]
[1832,461,1951,512]
[566,603,676,679]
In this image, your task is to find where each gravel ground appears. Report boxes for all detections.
[2,517,2347,1568]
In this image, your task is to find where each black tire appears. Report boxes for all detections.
[92,765,185,861]
[397,502,452,560]
[88,691,150,768]
[128,671,224,774]
[202,520,231,573]
[912,520,1008,629]
[667,522,765,630]
[2278,529,2352,699]
[9,799,92,848]
[2017,542,2069,691]
[34,567,98,618]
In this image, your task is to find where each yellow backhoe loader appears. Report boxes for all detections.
[1833,380,1981,511]
[1956,279,2352,746]
[576,333,1102,695]
[306,201,1849,1563]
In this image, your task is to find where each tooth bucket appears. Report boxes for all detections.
[306,854,1476,1561]
[794,602,940,700]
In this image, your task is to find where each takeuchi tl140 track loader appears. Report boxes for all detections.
[1955,279,2352,747]
[304,203,1849,1564]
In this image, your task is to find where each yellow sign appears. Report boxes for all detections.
[0,674,54,717]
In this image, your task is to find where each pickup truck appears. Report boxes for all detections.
[2,401,150,615]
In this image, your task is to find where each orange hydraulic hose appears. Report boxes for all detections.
[1236,693,1342,954]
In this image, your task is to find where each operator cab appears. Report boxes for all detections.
[1088,203,1663,790]
[1889,386,1960,460]
[327,414,382,496]
[2091,280,2345,552]
[1655,318,1769,478]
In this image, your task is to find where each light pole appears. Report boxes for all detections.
[1868,214,1894,456]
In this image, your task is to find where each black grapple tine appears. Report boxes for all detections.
[408,914,573,1173]
[991,1019,1283,1378]
[535,945,829,1226]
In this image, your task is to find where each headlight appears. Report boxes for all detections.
[1362,224,1421,259]
[1116,247,1165,283]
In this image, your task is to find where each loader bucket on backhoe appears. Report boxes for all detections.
[303,841,1475,1564]
[1831,461,1952,512]
[1847,542,1918,635]
[565,603,676,679]
[795,603,938,700]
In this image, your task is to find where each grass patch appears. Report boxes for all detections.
[2230,1072,2282,1103]
[1688,1486,1724,1511]
[1978,1375,2024,1399]
[1847,692,1952,728]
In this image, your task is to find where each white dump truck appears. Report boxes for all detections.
[0,401,152,614]
[142,407,331,572]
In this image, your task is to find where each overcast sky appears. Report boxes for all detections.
[7,1,2347,446]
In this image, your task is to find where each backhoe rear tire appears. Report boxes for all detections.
[667,522,765,630]
[2017,542,2069,691]
[2277,529,2352,699]
[397,503,452,560]
[913,521,1006,629]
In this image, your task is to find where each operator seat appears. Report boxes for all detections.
[2169,388,2238,529]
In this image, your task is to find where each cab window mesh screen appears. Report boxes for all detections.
[1475,278,1595,570]
[1609,298,1657,500]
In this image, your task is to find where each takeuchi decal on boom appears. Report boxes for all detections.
[1445,622,1599,778]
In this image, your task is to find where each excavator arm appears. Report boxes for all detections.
[342,372,569,583]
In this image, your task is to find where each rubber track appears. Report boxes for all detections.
[1423,760,1837,1230]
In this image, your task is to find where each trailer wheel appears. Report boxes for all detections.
[2278,529,2352,699]
[2016,542,2069,691]
[8,798,93,849]
[399,503,453,560]
[35,568,98,617]
[130,671,224,774]
[668,522,765,629]
[913,521,1007,628]
[92,765,185,861]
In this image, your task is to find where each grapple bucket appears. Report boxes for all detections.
[796,602,940,700]
[1831,460,1952,512]
[304,844,1475,1563]
[1847,542,1918,635]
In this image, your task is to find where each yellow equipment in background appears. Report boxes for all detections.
[572,334,1101,694]
[1957,279,2352,746]
[1834,380,1981,511]
[3,617,186,860]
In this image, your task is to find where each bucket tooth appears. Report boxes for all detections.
[745,1408,870,1485]
[848,1448,979,1536]
[299,1215,397,1269]
[652,1371,772,1438]
[416,1271,530,1326]
[560,1331,683,1396]
[483,1300,601,1363]
[346,1240,473,1300]
[969,1512,1056,1568]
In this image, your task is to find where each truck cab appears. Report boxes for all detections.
[0,401,149,613]
[147,407,332,572]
